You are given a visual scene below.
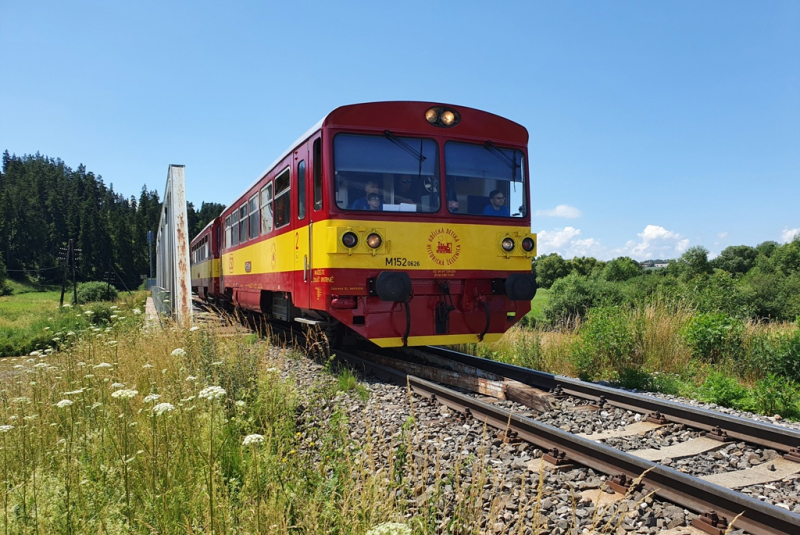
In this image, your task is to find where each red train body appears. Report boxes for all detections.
[190,101,537,347]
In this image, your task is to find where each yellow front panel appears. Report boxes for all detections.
[221,219,536,276]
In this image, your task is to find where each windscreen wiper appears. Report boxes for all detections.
[484,141,519,180]
[384,130,427,163]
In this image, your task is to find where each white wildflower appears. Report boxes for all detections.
[29,351,40,357]
[133,308,142,315]
[198,386,226,401]
[91,402,103,409]
[11,397,31,404]
[0,425,14,433]
[235,400,246,408]
[62,303,72,308]
[242,434,265,446]
[111,383,126,390]
[44,348,54,354]
[84,374,95,379]
[23,415,36,421]
[107,340,117,346]
[84,310,94,316]
[366,523,412,535]
[67,331,75,337]
[153,403,175,416]
[185,376,197,382]
[171,348,186,357]
[111,389,138,399]
[52,337,61,342]
[13,365,23,369]
[34,363,48,369]
[143,394,161,403]
[190,326,200,331]
[94,362,113,368]
[211,361,222,366]
[56,399,74,408]
[43,327,50,331]
[63,389,84,396]
[110,315,118,320]
[142,363,154,369]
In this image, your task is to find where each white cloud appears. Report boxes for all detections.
[781,227,800,243]
[534,205,582,219]
[535,224,690,261]
[617,225,689,260]
[717,232,728,240]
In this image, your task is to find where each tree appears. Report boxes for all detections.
[711,245,758,275]
[534,253,570,289]
[601,256,642,282]
[669,246,712,280]
[569,256,604,277]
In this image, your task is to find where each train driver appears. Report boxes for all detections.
[394,175,418,205]
[351,180,381,210]
[482,190,510,216]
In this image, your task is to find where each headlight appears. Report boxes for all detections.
[501,238,515,252]
[425,108,438,124]
[441,110,456,126]
[342,232,358,248]
[521,237,535,252]
[366,233,382,249]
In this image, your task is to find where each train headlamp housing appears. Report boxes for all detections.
[366,233,382,249]
[521,237,535,252]
[342,231,359,248]
[501,238,515,252]
[425,106,460,128]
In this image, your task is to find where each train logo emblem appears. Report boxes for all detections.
[426,227,461,266]
[270,242,277,269]
[228,255,234,273]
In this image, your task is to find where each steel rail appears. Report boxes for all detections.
[337,349,800,535]
[416,346,800,453]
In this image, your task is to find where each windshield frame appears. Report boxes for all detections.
[443,140,527,218]
[333,132,442,214]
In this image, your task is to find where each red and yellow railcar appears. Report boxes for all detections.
[196,101,537,347]
[190,217,222,301]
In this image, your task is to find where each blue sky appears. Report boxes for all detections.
[2,1,798,261]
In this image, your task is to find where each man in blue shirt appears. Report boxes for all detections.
[482,190,510,216]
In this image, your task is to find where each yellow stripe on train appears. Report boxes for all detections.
[222,219,536,276]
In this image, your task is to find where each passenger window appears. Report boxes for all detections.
[313,139,323,211]
[297,160,306,220]
[224,216,231,248]
[248,194,259,240]
[238,204,248,244]
[231,212,239,247]
[274,168,291,228]
[260,183,273,234]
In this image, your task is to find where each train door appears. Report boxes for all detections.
[292,145,311,309]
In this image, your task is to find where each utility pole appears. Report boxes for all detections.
[147,230,154,280]
[58,239,81,306]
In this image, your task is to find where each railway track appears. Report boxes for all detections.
[191,304,800,534]
[335,345,800,535]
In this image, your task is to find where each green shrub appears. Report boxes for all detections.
[751,374,800,417]
[683,312,744,364]
[698,372,749,409]
[76,281,119,303]
[544,274,623,325]
[570,306,640,381]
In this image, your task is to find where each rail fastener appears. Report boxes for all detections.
[691,510,730,535]
[706,426,731,442]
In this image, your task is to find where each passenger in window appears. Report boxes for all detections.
[366,193,382,211]
[483,190,510,216]
[351,180,380,210]
[446,177,459,212]
[395,175,418,205]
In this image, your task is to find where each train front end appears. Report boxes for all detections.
[315,102,536,347]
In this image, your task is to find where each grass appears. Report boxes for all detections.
[0,290,665,534]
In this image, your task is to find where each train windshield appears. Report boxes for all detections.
[334,133,441,213]
[444,141,527,217]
